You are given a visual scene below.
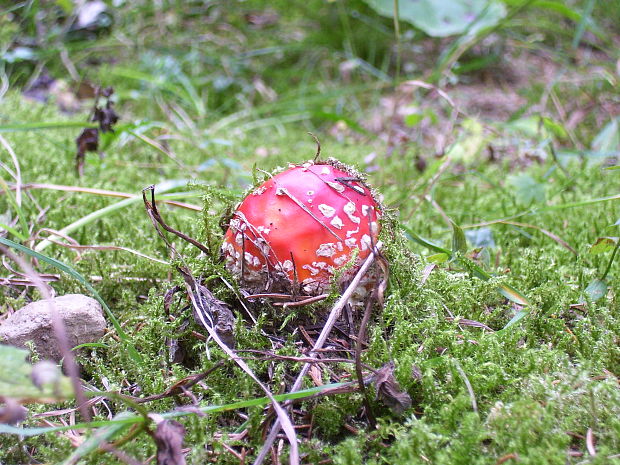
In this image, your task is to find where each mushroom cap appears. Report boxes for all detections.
[221,160,381,295]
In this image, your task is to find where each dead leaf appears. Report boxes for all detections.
[92,87,119,132]
[252,77,277,102]
[372,362,412,414]
[75,86,119,176]
[244,10,279,28]
[75,128,99,176]
[23,71,82,113]
[0,398,28,424]
[309,364,323,386]
[411,365,422,381]
[152,418,187,465]
[22,72,56,103]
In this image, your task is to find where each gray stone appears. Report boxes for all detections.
[0,294,106,362]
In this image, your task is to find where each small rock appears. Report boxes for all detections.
[0,294,106,362]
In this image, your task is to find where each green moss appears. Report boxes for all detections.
[1,1,619,462]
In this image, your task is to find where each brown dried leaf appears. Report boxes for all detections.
[411,365,422,381]
[75,86,119,176]
[22,73,56,103]
[372,362,412,415]
[163,286,183,316]
[0,398,28,424]
[93,98,119,133]
[75,128,99,176]
[153,419,187,465]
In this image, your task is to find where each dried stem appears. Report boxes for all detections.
[142,186,211,256]
[308,132,321,162]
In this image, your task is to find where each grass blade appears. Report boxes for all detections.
[35,180,193,252]
[59,412,135,465]
[403,225,531,307]
[0,176,29,239]
[0,382,348,437]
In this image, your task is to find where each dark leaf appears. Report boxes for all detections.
[22,71,56,103]
[153,419,187,465]
[163,286,183,316]
[75,86,119,176]
[0,398,27,425]
[183,273,236,349]
[93,97,119,133]
[75,128,99,176]
[411,365,422,382]
[372,362,412,415]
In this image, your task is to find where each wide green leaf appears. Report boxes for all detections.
[584,279,607,301]
[506,173,546,206]
[591,118,619,153]
[363,0,506,37]
[589,237,618,255]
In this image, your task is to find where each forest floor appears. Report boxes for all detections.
[0,1,619,464]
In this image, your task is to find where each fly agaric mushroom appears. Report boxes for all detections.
[221,159,381,297]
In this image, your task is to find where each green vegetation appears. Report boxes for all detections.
[0,0,618,464]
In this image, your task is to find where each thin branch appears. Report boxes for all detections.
[142,186,211,255]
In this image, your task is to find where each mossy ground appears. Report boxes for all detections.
[1,1,619,464]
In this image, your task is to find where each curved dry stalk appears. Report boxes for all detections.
[309,132,321,162]
[34,228,169,265]
[0,135,22,205]
[142,186,211,256]
[273,294,329,307]
[4,183,201,211]
[354,250,389,429]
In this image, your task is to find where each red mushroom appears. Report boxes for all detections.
[221,159,381,296]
